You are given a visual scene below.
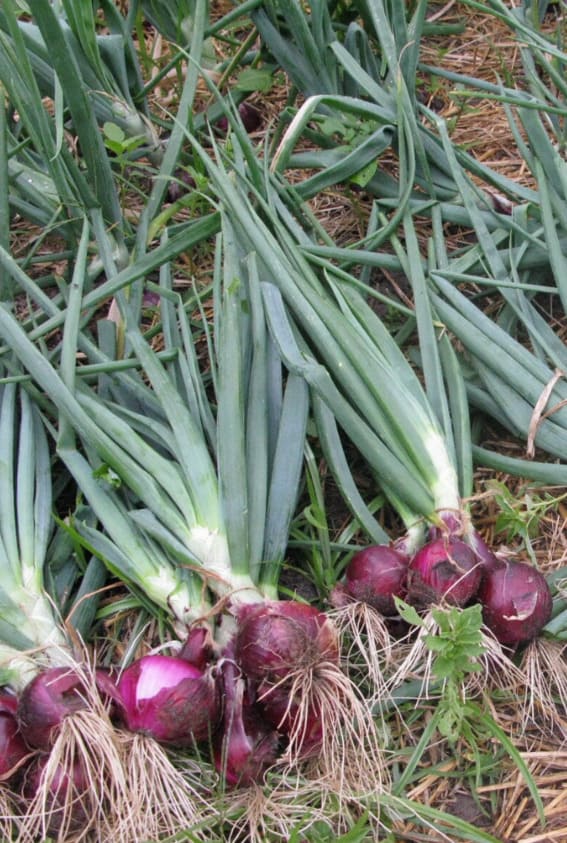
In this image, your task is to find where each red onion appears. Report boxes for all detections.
[178,625,215,671]
[215,102,261,135]
[23,754,90,837]
[235,601,339,684]
[17,667,120,750]
[407,537,482,607]
[166,169,196,202]
[0,693,28,779]
[344,545,409,615]
[117,654,219,744]
[467,530,503,572]
[478,560,553,646]
[214,658,279,787]
[257,680,323,759]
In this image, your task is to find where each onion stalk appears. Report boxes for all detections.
[179,122,556,722]
[0,384,134,842]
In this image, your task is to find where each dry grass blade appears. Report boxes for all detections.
[519,638,567,738]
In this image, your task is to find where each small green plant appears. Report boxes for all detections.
[396,601,487,742]
[488,479,567,562]
[425,603,486,742]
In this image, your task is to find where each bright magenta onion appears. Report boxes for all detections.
[407,537,482,607]
[117,654,219,745]
[477,560,553,646]
[234,601,339,684]
[344,545,409,615]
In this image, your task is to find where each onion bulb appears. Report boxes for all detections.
[22,755,90,837]
[478,560,553,646]
[344,545,409,615]
[118,654,219,745]
[0,693,28,779]
[214,658,279,787]
[257,680,323,758]
[408,537,482,607]
[17,667,120,750]
[235,601,339,685]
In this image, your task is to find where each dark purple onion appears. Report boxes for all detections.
[235,601,339,684]
[257,680,323,759]
[117,654,219,745]
[17,667,120,750]
[407,537,482,607]
[166,169,196,203]
[0,693,28,779]
[23,754,90,836]
[214,659,279,787]
[178,626,215,671]
[215,102,261,135]
[344,545,409,615]
[478,560,553,646]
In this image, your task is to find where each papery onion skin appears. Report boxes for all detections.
[344,545,409,615]
[408,537,482,607]
[477,560,553,646]
[118,654,219,745]
[17,667,120,750]
[235,601,339,684]
[0,693,28,779]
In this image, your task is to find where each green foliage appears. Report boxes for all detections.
[426,603,485,680]
[102,121,147,156]
[235,66,274,93]
[426,604,486,744]
[488,479,567,561]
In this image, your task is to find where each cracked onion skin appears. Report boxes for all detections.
[477,560,553,646]
[407,537,482,607]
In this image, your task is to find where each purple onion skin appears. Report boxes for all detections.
[344,545,409,615]
[178,625,215,671]
[408,537,483,607]
[478,560,553,646]
[235,601,339,685]
[118,654,219,745]
[166,169,196,203]
[214,658,279,787]
[23,755,90,836]
[257,680,323,759]
[215,102,261,135]
[428,510,464,539]
[0,693,28,779]
[467,530,504,572]
[17,667,120,750]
